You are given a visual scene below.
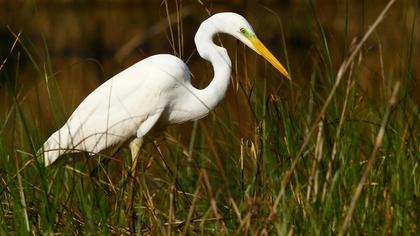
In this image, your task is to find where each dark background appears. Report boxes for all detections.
[0,0,418,131]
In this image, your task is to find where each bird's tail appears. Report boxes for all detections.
[38,130,70,166]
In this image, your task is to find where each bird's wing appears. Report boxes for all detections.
[42,54,190,165]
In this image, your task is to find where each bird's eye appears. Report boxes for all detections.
[240,28,246,34]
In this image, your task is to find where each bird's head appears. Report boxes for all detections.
[211,12,290,79]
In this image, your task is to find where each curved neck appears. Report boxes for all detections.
[191,19,232,116]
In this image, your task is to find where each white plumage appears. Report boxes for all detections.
[42,12,289,166]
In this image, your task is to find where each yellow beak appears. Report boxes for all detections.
[250,36,290,80]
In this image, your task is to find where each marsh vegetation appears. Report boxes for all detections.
[0,0,418,234]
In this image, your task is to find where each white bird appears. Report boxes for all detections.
[41,12,289,166]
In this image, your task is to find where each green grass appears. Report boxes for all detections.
[0,0,419,234]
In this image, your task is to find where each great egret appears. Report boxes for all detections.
[41,12,289,166]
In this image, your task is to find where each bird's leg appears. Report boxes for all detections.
[128,137,143,233]
[129,137,143,177]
